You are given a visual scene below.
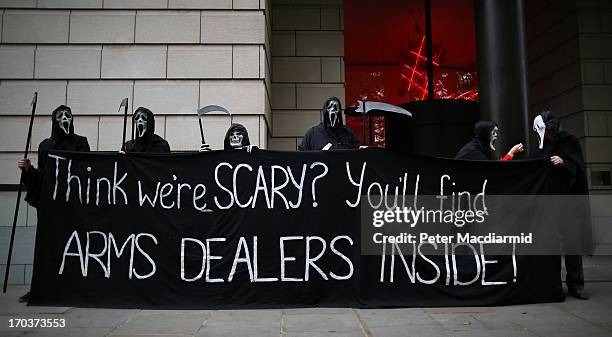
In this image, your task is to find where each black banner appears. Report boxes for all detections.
[30,149,564,308]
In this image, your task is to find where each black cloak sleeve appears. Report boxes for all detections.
[347,128,360,148]
[555,134,588,195]
[124,135,170,153]
[299,124,359,151]
[298,128,316,151]
[76,136,91,152]
[23,136,90,208]
[454,140,489,160]
[150,135,171,153]
[23,140,51,208]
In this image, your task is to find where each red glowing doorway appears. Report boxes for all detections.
[344,0,479,146]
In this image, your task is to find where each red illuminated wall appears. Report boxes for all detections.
[344,0,478,146]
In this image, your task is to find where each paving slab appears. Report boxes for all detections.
[429,313,487,331]
[22,327,114,337]
[196,309,281,335]
[283,307,351,315]
[283,332,365,337]
[525,324,612,337]
[470,312,524,330]
[355,308,435,327]
[368,323,454,337]
[111,312,206,335]
[61,308,140,328]
[424,307,493,314]
[0,332,25,337]
[451,330,539,337]
[197,323,279,337]
[282,311,362,333]
[112,335,192,337]
[0,257,610,337]
[109,334,193,337]
[207,308,281,322]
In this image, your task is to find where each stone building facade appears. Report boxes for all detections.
[1,0,610,284]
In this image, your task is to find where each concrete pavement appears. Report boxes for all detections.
[0,256,611,337]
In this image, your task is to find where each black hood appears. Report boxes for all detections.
[51,105,74,140]
[322,96,344,133]
[224,123,251,150]
[536,110,572,158]
[473,120,497,152]
[540,109,562,140]
[133,107,156,142]
[455,121,497,160]
[125,107,170,153]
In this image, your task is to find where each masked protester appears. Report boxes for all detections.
[224,123,256,151]
[198,123,256,152]
[18,105,90,207]
[16,105,90,303]
[298,97,359,151]
[123,107,170,153]
[455,121,523,160]
[532,110,590,300]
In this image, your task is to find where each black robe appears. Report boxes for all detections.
[533,130,588,195]
[123,107,170,153]
[23,106,90,208]
[299,123,360,151]
[299,97,359,151]
[455,121,496,160]
[532,127,592,285]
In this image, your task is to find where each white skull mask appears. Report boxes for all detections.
[229,130,244,148]
[55,109,73,135]
[326,100,340,128]
[134,111,148,138]
[489,125,498,151]
[533,115,546,149]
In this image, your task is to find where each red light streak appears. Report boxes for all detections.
[407,36,425,91]
[400,34,477,101]
[402,64,424,76]
[409,51,440,66]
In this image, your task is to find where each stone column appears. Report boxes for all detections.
[475,0,530,153]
